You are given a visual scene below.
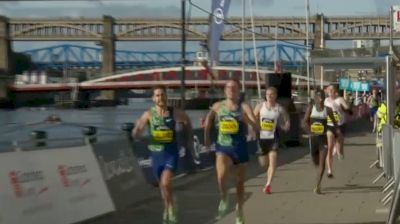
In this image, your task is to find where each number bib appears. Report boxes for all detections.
[310,122,325,135]
[261,118,275,132]
[152,127,173,143]
[219,117,239,135]
[327,111,341,124]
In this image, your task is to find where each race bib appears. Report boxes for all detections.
[153,128,173,143]
[327,111,341,124]
[261,118,275,132]
[219,117,239,135]
[311,122,325,135]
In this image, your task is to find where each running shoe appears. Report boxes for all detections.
[327,172,334,178]
[217,198,229,218]
[162,209,169,224]
[338,153,344,160]
[235,210,245,224]
[313,186,321,194]
[168,205,178,224]
[263,184,271,194]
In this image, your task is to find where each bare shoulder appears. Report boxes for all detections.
[210,101,222,112]
[142,110,152,120]
[254,101,265,113]
[241,102,253,111]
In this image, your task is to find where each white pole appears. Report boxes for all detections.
[305,0,310,95]
[388,6,394,126]
[320,66,323,89]
[241,0,246,92]
[249,0,261,99]
[274,24,278,72]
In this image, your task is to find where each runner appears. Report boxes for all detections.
[303,89,338,194]
[324,85,352,178]
[204,79,258,224]
[132,85,194,224]
[367,88,380,132]
[253,86,290,194]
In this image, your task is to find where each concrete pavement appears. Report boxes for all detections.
[85,119,394,224]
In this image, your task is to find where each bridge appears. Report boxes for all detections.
[19,43,306,70]
[10,65,318,93]
[10,66,272,92]
[0,15,397,75]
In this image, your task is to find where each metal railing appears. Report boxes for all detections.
[371,124,400,223]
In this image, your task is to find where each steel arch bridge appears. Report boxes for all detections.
[19,43,306,70]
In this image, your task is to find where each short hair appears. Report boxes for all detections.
[152,85,166,95]
[328,84,338,92]
[226,78,241,88]
[314,88,325,98]
[266,86,278,94]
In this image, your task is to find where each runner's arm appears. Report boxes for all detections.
[251,103,262,139]
[253,103,261,122]
[132,111,150,139]
[279,106,290,131]
[204,102,219,147]
[338,97,353,115]
[302,103,312,132]
[176,109,195,154]
[242,103,260,133]
[326,107,339,129]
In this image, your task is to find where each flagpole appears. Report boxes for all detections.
[249,0,261,99]
[305,0,310,95]
[274,24,278,72]
[241,0,246,92]
[181,0,186,109]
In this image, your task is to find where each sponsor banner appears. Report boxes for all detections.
[92,136,151,209]
[351,81,362,92]
[393,6,400,32]
[339,78,351,91]
[0,145,115,224]
[208,0,232,64]
[351,81,369,92]
[360,82,370,92]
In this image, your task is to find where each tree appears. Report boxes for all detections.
[13,52,35,74]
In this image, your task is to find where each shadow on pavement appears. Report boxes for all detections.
[83,118,373,224]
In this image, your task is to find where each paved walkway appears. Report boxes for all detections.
[217,132,387,224]
[86,119,393,224]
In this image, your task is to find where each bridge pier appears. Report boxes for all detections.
[313,14,326,88]
[0,16,13,106]
[0,16,11,75]
[100,15,115,101]
[101,15,115,75]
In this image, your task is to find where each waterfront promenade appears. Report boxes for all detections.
[86,119,392,224]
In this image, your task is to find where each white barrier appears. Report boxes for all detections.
[382,129,400,223]
[392,132,400,182]
[383,126,394,178]
[0,145,115,224]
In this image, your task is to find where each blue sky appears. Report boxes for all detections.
[1,0,399,17]
[4,0,400,52]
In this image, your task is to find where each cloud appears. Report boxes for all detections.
[0,0,276,18]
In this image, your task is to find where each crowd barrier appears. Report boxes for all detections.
[0,143,115,224]
[371,124,400,223]
[0,121,221,223]
[0,115,301,223]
